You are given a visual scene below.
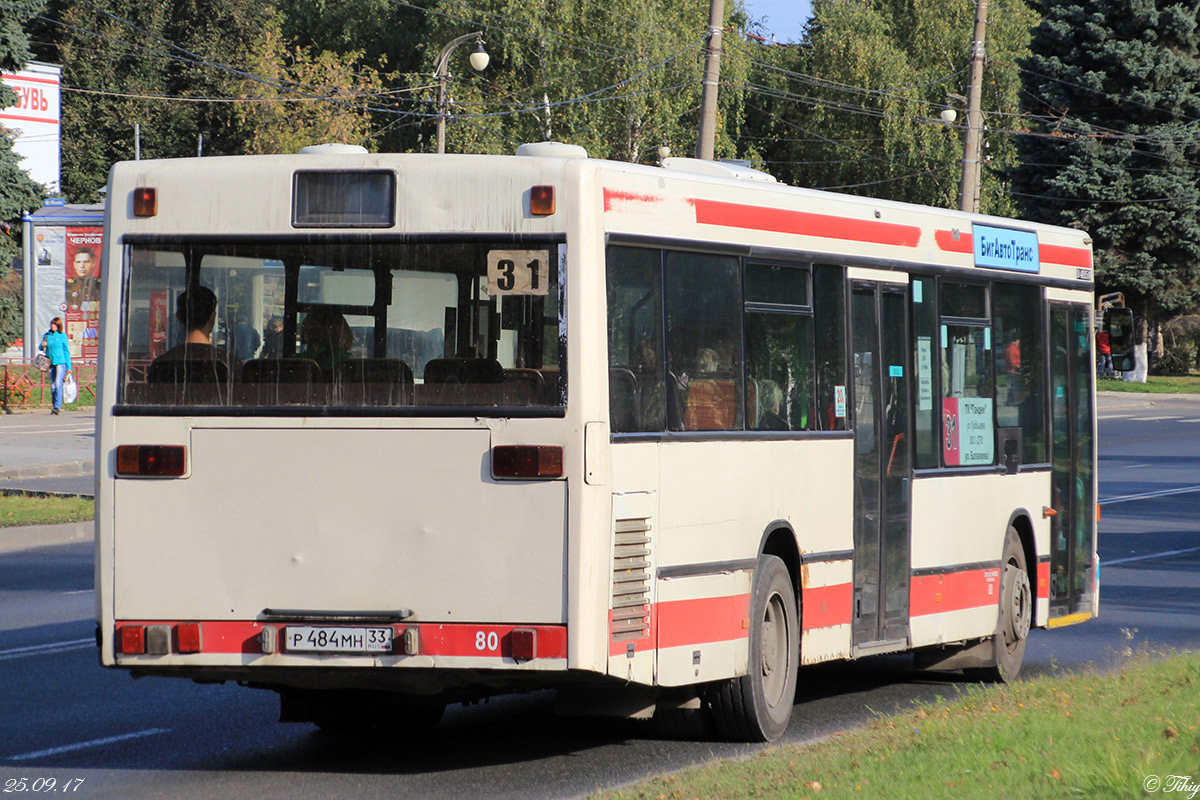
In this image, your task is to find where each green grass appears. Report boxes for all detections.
[593,653,1200,800]
[0,493,94,527]
[1098,374,1200,393]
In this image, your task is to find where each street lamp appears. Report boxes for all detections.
[435,32,489,154]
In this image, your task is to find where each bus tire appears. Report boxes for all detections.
[966,526,1031,683]
[709,555,798,742]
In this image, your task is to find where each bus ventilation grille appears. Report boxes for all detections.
[611,517,652,642]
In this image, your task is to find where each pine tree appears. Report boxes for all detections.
[1012,0,1200,319]
[0,0,48,349]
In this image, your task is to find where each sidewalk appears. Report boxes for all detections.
[0,407,95,497]
[0,520,92,554]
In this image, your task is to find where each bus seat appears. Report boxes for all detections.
[504,368,545,400]
[683,378,737,430]
[147,358,229,385]
[335,358,414,405]
[239,358,323,405]
[424,357,504,384]
[241,358,322,384]
[335,358,414,386]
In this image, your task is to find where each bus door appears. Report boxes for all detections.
[1048,304,1096,621]
[850,283,912,650]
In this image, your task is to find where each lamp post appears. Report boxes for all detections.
[435,32,489,154]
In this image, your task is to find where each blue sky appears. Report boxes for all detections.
[741,0,812,43]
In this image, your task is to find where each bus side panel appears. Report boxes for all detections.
[909,471,1050,647]
[653,438,854,685]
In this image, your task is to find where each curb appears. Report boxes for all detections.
[0,520,93,554]
[0,461,94,480]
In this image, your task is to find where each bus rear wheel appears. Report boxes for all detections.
[966,526,1031,683]
[709,555,798,742]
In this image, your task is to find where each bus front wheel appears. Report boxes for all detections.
[966,526,1032,683]
[709,554,798,742]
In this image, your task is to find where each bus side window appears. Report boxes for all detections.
[664,252,742,432]
[813,265,847,431]
[606,247,665,433]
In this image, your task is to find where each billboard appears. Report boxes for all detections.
[1,62,62,193]
[29,222,103,360]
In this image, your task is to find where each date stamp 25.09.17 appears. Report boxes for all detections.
[2,778,85,793]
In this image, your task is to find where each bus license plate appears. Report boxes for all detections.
[284,626,393,654]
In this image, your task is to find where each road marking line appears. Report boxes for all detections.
[1105,546,1200,567]
[0,638,93,661]
[1128,415,1182,421]
[8,728,169,761]
[0,427,93,436]
[62,589,93,595]
[1100,485,1200,505]
[1181,419,1200,423]
[1122,464,1153,469]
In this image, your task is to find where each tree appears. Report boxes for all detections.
[411,0,754,162]
[43,0,279,201]
[233,19,390,154]
[0,0,48,349]
[1012,0,1200,320]
[748,0,1035,214]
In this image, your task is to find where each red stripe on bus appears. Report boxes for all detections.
[656,593,751,649]
[801,582,852,629]
[909,567,1002,617]
[934,229,974,254]
[608,594,751,656]
[1040,243,1092,269]
[603,187,664,212]
[935,229,1092,271]
[690,199,923,247]
[1037,561,1050,600]
[115,621,568,659]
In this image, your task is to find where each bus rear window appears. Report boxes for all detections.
[119,240,565,414]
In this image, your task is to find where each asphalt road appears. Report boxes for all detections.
[2,394,1198,799]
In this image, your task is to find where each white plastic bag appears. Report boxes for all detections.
[63,371,78,404]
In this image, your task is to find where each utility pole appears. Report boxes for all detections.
[959,0,988,213]
[695,0,724,160]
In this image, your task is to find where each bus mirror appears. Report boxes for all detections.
[1104,307,1135,361]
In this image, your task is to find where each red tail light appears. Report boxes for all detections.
[492,445,563,479]
[120,625,145,655]
[177,623,203,653]
[116,445,186,477]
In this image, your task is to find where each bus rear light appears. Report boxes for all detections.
[119,625,145,655]
[530,185,555,216]
[116,445,186,477]
[177,623,203,653]
[510,628,536,661]
[492,445,563,479]
[133,187,157,217]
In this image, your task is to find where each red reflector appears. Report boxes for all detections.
[115,445,186,477]
[133,187,157,217]
[492,445,563,479]
[177,623,202,653]
[510,628,537,661]
[530,185,555,216]
[120,625,145,655]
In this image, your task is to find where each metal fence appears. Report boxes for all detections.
[1,359,98,412]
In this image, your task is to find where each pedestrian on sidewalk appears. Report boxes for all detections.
[40,316,73,415]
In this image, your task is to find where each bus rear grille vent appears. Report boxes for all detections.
[611,516,651,642]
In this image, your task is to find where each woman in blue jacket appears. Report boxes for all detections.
[41,317,72,414]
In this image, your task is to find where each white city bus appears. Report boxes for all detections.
[95,141,1097,742]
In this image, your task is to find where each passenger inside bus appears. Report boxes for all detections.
[148,287,229,384]
[300,308,355,378]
